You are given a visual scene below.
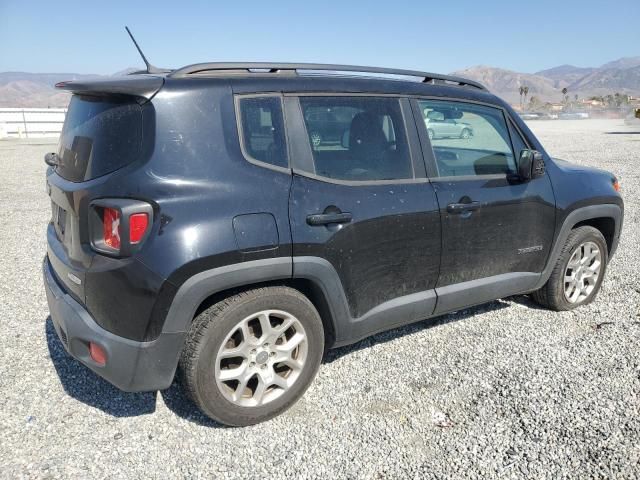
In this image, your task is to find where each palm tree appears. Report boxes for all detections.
[562,87,568,105]
[523,86,529,108]
[519,86,525,109]
[613,92,624,108]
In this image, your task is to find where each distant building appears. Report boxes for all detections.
[580,99,603,107]
[628,96,640,107]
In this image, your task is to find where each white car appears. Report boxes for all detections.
[424,110,474,140]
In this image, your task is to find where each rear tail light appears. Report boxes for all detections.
[89,200,153,256]
[613,178,620,192]
[103,208,121,250]
[129,213,149,244]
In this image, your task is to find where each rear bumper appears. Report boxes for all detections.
[43,256,185,392]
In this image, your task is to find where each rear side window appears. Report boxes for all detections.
[418,99,517,177]
[57,95,142,182]
[299,97,413,181]
[238,96,288,169]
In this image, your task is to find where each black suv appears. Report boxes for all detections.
[43,63,623,426]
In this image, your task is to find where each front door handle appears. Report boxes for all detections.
[306,212,353,226]
[447,201,481,214]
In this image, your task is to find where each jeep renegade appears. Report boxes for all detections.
[43,63,623,426]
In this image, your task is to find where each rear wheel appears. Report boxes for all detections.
[179,286,324,426]
[532,226,608,310]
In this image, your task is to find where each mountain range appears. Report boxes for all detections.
[1,57,639,108]
[453,56,640,104]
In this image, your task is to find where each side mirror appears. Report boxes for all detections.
[518,149,545,181]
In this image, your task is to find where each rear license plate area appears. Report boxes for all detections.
[51,201,67,238]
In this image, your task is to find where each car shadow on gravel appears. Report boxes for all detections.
[324,298,513,364]
[46,298,516,426]
[46,317,225,427]
[505,294,548,310]
[161,299,512,426]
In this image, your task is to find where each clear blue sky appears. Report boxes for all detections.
[1,0,638,75]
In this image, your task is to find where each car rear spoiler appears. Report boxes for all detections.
[55,75,164,103]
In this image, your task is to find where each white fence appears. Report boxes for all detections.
[0,108,67,139]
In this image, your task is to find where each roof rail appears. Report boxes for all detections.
[168,62,487,90]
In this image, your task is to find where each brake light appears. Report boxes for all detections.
[129,213,149,244]
[613,179,620,192]
[103,208,121,250]
[90,200,153,256]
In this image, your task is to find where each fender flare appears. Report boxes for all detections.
[535,203,623,290]
[161,257,292,333]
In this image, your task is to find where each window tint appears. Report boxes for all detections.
[238,96,288,168]
[299,97,413,181]
[57,95,142,182]
[418,100,517,177]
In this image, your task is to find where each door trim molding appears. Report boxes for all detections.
[434,272,539,315]
[292,256,437,346]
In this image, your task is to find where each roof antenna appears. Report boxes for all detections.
[125,26,165,74]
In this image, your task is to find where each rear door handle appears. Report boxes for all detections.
[447,201,481,214]
[306,212,353,226]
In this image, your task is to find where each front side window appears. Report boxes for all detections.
[299,97,413,181]
[418,100,517,177]
[238,96,288,168]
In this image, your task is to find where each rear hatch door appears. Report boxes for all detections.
[46,77,161,301]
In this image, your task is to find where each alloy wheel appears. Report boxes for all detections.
[214,309,308,407]
[563,241,602,304]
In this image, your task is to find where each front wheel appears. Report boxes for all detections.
[179,286,325,426]
[532,226,608,310]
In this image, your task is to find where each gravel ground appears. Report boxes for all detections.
[0,120,639,479]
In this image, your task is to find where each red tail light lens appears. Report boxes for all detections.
[89,342,107,366]
[613,179,620,192]
[90,200,152,256]
[129,213,149,244]
[103,208,121,250]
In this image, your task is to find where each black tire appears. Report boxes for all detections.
[532,226,608,311]
[179,286,324,426]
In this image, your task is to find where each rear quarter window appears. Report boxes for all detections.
[237,96,288,169]
[57,95,143,182]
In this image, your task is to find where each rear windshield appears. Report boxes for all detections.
[56,95,142,182]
